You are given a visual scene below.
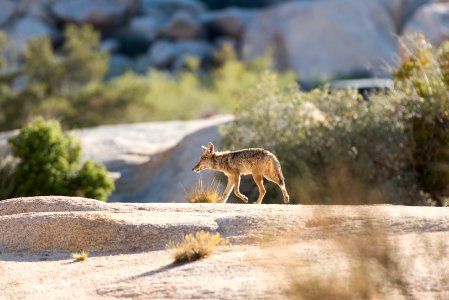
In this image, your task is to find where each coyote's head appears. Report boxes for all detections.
[192,142,215,173]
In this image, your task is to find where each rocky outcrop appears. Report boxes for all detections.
[0,196,123,216]
[1,196,449,253]
[148,39,213,69]
[0,0,16,26]
[378,0,433,31]
[128,15,161,43]
[51,0,128,29]
[200,7,257,40]
[2,0,448,80]
[402,3,449,46]
[109,116,231,202]
[72,115,233,202]
[140,0,206,19]
[7,16,59,51]
[1,196,448,299]
[119,124,221,203]
[243,0,398,82]
[159,11,203,40]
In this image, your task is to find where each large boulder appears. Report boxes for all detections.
[140,0,206,19]
[0,0,16,26]
[7,16,59,52]
[377,0,433,31]
[200,7,257,40]
[14,0,57,24]
[159,11,203,40]
[402,3,449,46]
[0,197,218,252]
[109,115,233,202]
[148,39,213,69]
[148,40,179,68]
[99,38,120,53]
[51,0,129,29]
[128,15,162,43]
[243,0,398,82]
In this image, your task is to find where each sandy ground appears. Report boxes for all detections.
[1,199,449,299]
[1,231,448,300]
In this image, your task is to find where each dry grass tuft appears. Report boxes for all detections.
[285,240,405,299]
[284,222,412,299]
[72,251,89,262]
[169,231,228,264]
[186,179,222,203]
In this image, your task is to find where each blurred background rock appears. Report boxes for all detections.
[0,0,447,82]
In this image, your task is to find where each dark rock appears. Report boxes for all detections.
[200,7,257,39]
[51,0,128,30]
[140,0,205,19]
[159,11,203,40]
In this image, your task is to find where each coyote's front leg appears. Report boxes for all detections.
[221,175,234,203]
[233,175,248,203]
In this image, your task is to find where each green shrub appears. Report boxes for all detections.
[221,71,414,205]
[0,25,291,131]
[221,35,449,205]
[0,149,15,200]
[0,25,108,131]
[3,118,114,201]
[393,34,449,203]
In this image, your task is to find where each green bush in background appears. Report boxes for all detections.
[393,34,449,204]
[221,35,449,206]
[221,72,413,205]
[0,25,108,130]
[0,26,292,131]
[1,118,114,201]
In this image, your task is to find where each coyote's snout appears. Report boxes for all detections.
[192,142,290,204]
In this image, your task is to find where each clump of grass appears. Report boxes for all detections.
[169,231,228,264]
[284,224,409,299]
[186,179,222,203]
[72,251,89,262]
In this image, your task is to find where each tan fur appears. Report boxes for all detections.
[192,142,290,204]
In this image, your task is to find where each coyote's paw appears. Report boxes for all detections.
[284,196,290,204]
[240,196,248,203]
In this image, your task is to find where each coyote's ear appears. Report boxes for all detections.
[207,142,214,153]
[201,145,207,153]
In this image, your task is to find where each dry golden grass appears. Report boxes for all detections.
[168,231,228,264]
[72,251,89,262]
[284,233,408,300]
[281,218,447,300]
[186,179,222,203]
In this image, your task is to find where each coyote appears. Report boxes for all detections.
[192,142,289,204]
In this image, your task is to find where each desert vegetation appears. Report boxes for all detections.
[72,251,90,262]
[168,231,228,264]
[0,23,447,207]
[186,178,222,203]
[0,118,114,201]
[0,25,293,131]
[221,34,449,206]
